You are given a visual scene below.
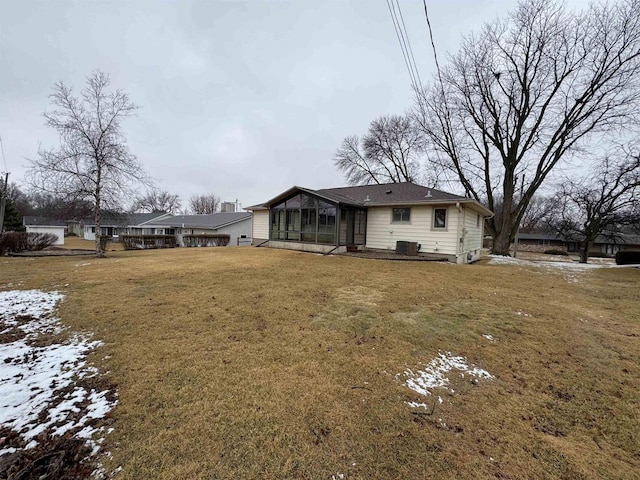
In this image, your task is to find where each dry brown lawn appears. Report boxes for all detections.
[1,247,638,479]
[60,236,125,251]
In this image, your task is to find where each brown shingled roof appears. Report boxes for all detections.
[318,182,465,205]
[245,182,493,215]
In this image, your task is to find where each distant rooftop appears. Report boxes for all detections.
[23,216,67,227]
[145,212,251,229]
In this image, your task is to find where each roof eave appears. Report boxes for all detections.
[365,199,493,215]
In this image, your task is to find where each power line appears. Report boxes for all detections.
[386,0,421,91]
[395,0,423,88]
[422,0,445,99]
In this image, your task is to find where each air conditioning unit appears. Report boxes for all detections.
[396,241,419,256]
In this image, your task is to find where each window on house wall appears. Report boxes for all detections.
[433,208,447,229]
[392,208,411,223]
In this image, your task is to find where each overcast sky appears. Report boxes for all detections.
[0,0,585,210]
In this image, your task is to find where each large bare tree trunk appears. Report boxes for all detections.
[94,182,105,258]
[579,241,591,264]
[492,229,513,256]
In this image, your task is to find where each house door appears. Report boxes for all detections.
[346,209,355,245]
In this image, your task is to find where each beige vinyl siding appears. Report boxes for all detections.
[461,206,483,252]
[365,206,459,254]
[252,210,269,240]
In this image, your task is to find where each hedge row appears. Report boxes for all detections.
[121,235,177,250]
[0,232,58,255]
[183,234,230,247]
[616,250,640,265]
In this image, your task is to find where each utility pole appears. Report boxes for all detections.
[513,174,525,258]
[0,171,9,233]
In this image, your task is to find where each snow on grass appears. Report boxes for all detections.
[486,254,615,282]
[0,289,65,325]
[0,289,116,459]
[402,352,494,398]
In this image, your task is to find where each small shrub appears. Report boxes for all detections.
[586,251,612,258]
[616,250,640,265]
[544,249,568,256]
[97,235,110,252]
[26,233,59,251]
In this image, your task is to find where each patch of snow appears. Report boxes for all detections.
[0,289,116,459]
[403,352,494,397]
[405,401,429,409]
[482,334,495,341]
[0,289,65,323]
[486,255,618,282]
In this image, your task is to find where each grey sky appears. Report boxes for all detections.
[0,0,583,209]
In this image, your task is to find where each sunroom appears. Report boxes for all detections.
[266,188,367,253]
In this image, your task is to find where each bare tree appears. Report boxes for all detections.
[189,194,220,214]
[334,114,437,186]
[0,180,31,218]
[27,191,93,220]
[551,145,640,263]
[131,190,182,214]
[26,70,146,256]
[491,194,555,234]
[415,0,640,255]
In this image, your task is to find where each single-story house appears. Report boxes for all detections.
[593,233,640,255]
[141,212,252,247]
[246,182,493,264]
[22,216,66,245]
[82,213,172,241]
[83,212,252,247]
[486,231,640,255]
[513,232,579,253]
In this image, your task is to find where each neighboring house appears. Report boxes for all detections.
[22,216,66,245]
[593,233,640,255]
[83,212,252,247]
[500,231,640,255]
[142,212,252,247]
[82,213,172,241]
[513,232,578,253]
[246,182,493,264]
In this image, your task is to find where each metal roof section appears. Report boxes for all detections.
[82,212,169,227]
[145,212,252,230]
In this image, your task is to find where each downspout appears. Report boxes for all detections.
[456,203,463,260]
[255,239,270,247]
[323,245,340,256]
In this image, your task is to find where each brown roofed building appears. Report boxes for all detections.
[246,182,493,264]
